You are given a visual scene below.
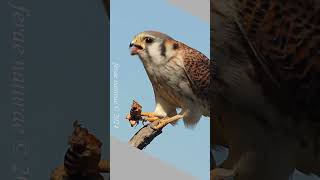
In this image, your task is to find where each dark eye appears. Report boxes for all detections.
[145,37,153,43]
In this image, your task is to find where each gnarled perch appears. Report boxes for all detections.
[126,100,166,150]
[129,120,163,150]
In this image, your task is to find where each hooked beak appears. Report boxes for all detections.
[129,41,143,55]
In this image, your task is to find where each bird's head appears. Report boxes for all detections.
[129,31,180,64]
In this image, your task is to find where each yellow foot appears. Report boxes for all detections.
[126,112,161,127]
[140,112,156,117]
[126,112,159,121]
[153,114,183,130]
[140,112,163,122]
[144,116,159,122]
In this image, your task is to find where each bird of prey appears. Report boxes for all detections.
[127,31,210,130]
[211,0,320,179]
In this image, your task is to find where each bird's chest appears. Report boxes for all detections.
[144,60,189,106]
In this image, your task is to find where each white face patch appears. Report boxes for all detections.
[164,43,176,60]
[146,41,166,65]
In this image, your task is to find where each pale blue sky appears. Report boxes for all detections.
[110,0,210,179]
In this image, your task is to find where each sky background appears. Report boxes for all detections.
[110,0,210,179]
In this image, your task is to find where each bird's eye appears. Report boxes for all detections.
[145,37,153,43]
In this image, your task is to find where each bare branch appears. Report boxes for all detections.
[129,120,163,150]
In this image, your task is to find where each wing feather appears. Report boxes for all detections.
[179,43,210,102]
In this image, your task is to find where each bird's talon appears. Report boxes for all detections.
[153,114,184,130]
[153,121,168,130]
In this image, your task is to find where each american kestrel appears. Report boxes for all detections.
[212,0,320,179]
[127,31,210,129]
